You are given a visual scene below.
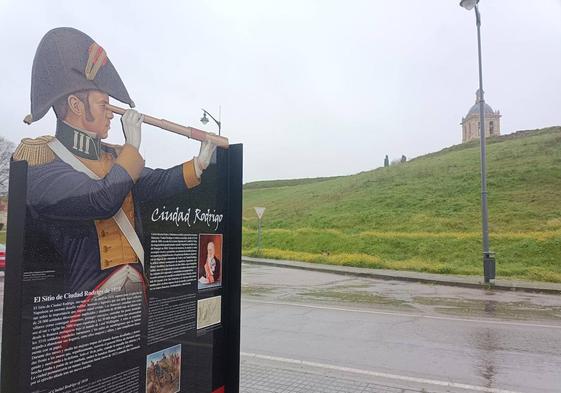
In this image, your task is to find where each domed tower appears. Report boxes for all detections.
[461,89,501,143]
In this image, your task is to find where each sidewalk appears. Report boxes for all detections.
[240,356,430,393]
[242,256,561,295]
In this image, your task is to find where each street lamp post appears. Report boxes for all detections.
[200,107,222,136]
[460,0,495,284]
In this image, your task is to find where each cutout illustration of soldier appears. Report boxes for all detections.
[15,27,216,294]
[13,27,220,354]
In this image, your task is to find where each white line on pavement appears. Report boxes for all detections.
[241,352,524,393]
[243,299,561,330]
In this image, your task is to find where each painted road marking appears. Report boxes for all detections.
[244,299,561,330]
[241,352,524,393]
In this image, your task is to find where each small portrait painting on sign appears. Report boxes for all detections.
[198,234,223,290]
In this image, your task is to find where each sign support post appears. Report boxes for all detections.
[254,207,266,256]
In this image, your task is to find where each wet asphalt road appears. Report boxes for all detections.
[241,263,561,393]
[1,269,559,392]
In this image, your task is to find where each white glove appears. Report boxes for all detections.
[121,109,143,149]
[194,139,217,178]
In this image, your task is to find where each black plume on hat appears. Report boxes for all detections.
[25,27,135,124]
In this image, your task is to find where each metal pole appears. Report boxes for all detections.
[257,218,262,255]
[474,5,493,283]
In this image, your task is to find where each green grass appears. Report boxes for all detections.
[243,127,561,283]
[244,176,342,190]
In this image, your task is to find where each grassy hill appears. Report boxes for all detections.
[242,126,561,283]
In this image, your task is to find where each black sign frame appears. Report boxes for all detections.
[1,144,242,393]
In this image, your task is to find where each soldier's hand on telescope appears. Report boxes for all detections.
[121,109,143,149]
[194,139,217,178]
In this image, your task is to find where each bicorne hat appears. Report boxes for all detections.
[24,27,135,124]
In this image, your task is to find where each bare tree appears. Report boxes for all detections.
[0,136,15,196]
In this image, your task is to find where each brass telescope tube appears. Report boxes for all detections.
[105,104,229,149]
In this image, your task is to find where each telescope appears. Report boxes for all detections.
[24,104,230,149]
[106,104,229,149]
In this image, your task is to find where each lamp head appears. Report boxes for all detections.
[459,0,479,10]
[200,112,209,125]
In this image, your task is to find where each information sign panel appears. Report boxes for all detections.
[1,146,242,393]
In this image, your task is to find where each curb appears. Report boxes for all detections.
[242,256,561,295]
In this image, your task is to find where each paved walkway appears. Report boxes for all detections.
[243,256,561,294]
[240,358,427,393]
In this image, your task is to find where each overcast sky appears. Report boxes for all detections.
[1,0,560,182]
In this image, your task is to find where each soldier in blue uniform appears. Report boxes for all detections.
[14,27,216,295]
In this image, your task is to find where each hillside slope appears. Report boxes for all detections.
[243,127,561,282]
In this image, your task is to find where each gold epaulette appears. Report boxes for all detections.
[13,135,55,166]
